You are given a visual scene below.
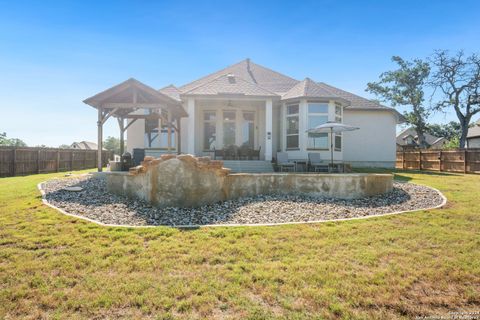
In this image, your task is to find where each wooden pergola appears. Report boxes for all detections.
[83,78,187,172]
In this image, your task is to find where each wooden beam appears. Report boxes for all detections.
[101,107,119,125]
[97,108,103,172]
[124,118,138,131]
[118,117,125,156]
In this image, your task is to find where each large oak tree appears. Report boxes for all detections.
[367,56,431,148]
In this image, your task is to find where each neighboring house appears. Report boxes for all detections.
[396,127,448,150]
[71,141,98,150]
[467,119,480,148]
[108,59,404,168]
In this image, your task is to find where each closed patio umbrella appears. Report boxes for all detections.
[306,121,359,168]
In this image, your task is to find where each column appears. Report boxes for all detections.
[97,108,103,172]
[265,99,273,161]
[187,98,195,155]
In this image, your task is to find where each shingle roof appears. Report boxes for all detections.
[179,59,298,94]
[396,128,446,147]
[71,141,98,150]
[159,84,181,102]
[182,73,277,97]
[467,119,480,138]
[282,78,347,102]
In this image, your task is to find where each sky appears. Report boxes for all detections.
[0,0,479,147]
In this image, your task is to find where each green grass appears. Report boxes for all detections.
[0,169,479,319]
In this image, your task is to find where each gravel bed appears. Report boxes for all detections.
[41,175,445,226]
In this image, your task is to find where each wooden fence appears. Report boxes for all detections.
[396,149,480,174]
[0,147,113,177]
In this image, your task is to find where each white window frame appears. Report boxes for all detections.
[307,102,329,150]
[285,104,300,150]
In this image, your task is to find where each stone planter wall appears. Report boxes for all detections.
[106,155,393,208]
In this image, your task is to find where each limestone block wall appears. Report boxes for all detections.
[106,155,393,208]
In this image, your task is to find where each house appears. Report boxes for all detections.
[71,141,98,150]
[396,127,448,150]
[467,119,480,148]
[84,59,404,171]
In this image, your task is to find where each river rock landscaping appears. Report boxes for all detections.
[40,174,445,226]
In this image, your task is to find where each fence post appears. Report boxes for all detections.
[12,148,16,177]
[37,149,41,174]
[464,149,467,173]
[56,150,60,172]
[418,149,422,170]
[70,151,74,171]
[402,150,406,170]
[439,150,443,172]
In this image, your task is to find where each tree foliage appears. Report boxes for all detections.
[429,50,480,148]
[0,132,27,147]
[367,56,431,147]
[426,121,461,141]
[103,136,125,155]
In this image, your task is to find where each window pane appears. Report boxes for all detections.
[223,122,236,146]
[287,105,299,115]
[203,122,216,150]
[308,115,328,129]
[335,134,342,150]
[335,105,342,116]
[243,112,254,121]
[308,132,329,149]
[204,111,216,121]
[286,116,299,135]
[287,135,299,149]
[223,111,236,121]
[308,103,328,113]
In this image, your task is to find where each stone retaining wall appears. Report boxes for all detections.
[106,155,393,208]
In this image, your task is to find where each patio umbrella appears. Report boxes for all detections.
[306,121,359,168]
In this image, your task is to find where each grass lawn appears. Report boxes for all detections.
[0,169,479,319]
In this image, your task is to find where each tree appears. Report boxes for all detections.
[58,144,71,149]
[426,121,461,141]
[367,56,431,148]
[103,136,125,155]
[0,132,27,147]
[430,50,480,148]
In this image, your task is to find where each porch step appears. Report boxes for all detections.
[222,160,274,173]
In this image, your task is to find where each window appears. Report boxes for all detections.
[335,133,342,151]
[334,103,342,151]
[335,103,342,123]
[241,112,255,147]
[307,102,329,149]
[203,111,216,150]
[223,111,236,146]
[286,104,299,149]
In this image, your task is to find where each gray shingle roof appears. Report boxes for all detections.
[159,84,181,102]
[182,73,277,97]
[282,78,346,101]
[179,59,298,94]
[467,119,480,138]
[396,128,446,147]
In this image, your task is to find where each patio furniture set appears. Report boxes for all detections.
[212,145,262,160]
[277,152,347,173]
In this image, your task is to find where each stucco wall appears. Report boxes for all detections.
[126,117,145,153]
[107,155,393,208]
[343,109,397,168]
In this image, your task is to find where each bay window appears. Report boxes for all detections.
[286,104,299,149]
[307,103,329,149]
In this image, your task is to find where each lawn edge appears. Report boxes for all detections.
[37,181,447,229]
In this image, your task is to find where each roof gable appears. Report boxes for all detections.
[282,78,347,102]
[182,73,277,97]
[179,59,299,94]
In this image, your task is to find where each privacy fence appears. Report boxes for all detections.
[0,147,113,177]
[396,149,480,174]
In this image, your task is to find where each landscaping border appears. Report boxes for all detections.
[38,181,447,229]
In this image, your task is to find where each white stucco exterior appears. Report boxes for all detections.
[343,109,398,168]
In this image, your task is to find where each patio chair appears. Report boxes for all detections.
[224,145,238,160]
[213,148,224,160]
[308,153,328,172]
[249,146,261,160]
[238,145,250,160]
[277,152,296,172]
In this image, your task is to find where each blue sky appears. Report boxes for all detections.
[1,0,479,146]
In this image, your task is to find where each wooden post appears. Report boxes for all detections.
[37,149,41,174]
[418,149,422,170]
[97,108,103,172]
[464,149,467,173]
[56,150,60,172]
[176,119,181,155]
[439,150,443,172]
[71,151,74,171]
[402,149,406,170]
[118,117,125,156]
[12,148,16,177]
[167,111,172,152]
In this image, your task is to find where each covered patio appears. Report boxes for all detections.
[83,78,187,172]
